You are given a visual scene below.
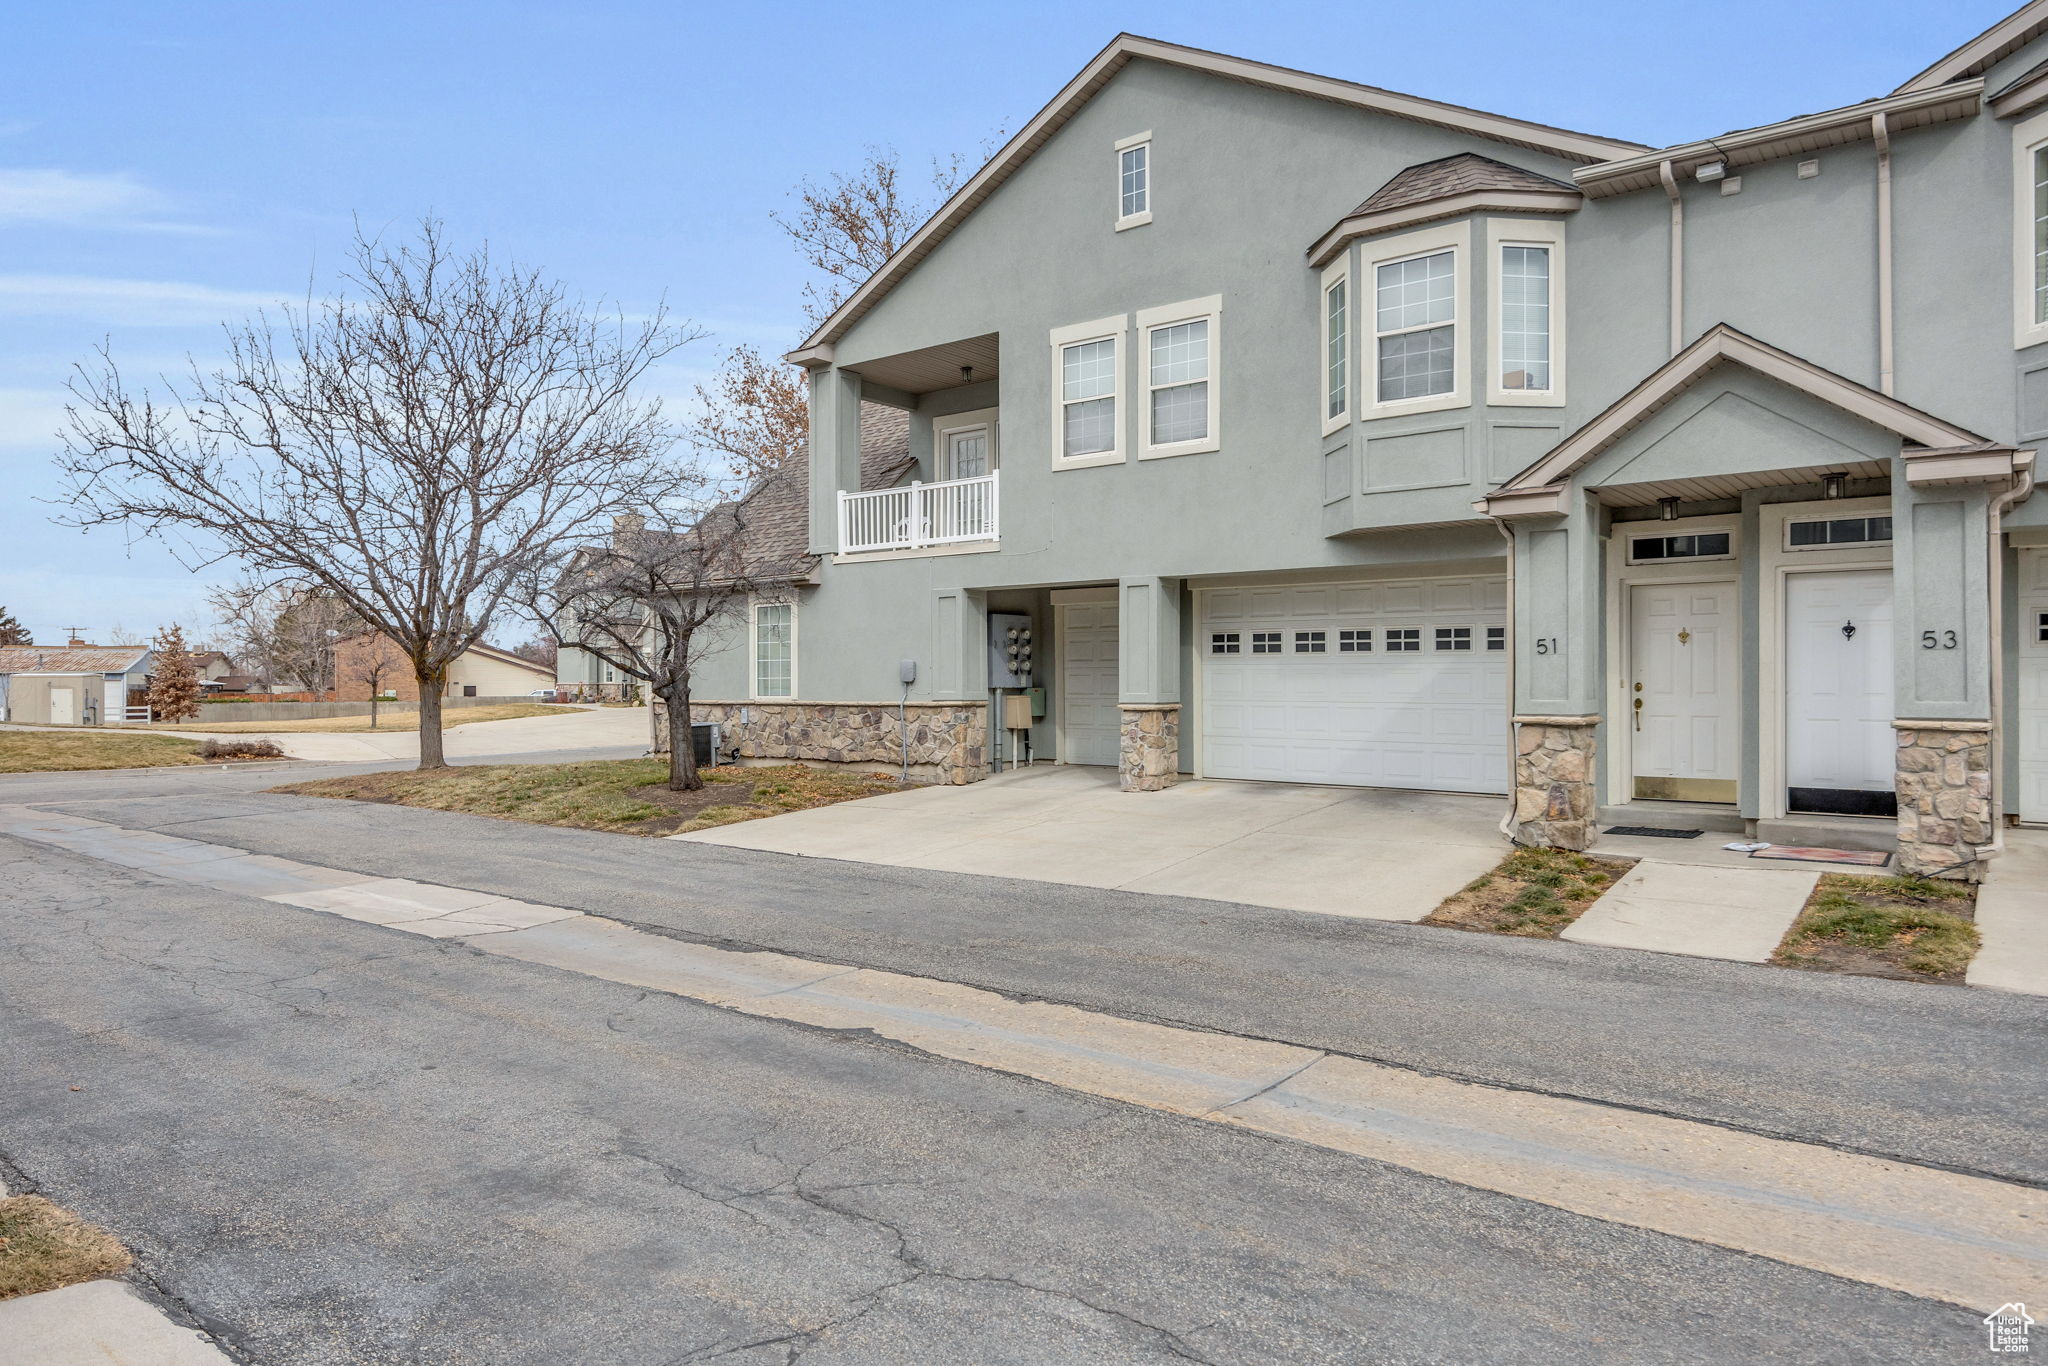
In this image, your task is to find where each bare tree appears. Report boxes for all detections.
[209,580,364,694]
[688,344,808,481]
[341,633,406,729]
[147,624,201,722]
[518,501,765,792]
[774,145,977,329]
[509,634,557,670]
[56,220,701,768]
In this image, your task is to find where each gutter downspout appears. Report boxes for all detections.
[1872,112,1895,396]
[1986,458,2036,859]
[1660,160,1684,357]
[1495,516,1520,841]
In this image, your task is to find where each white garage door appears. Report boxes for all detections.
[1200,577,1508,793]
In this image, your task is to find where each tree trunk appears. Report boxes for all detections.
[368,689,380,729]
[662,678,701,792]
[416,670,447,769]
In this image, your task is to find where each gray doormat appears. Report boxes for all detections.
[1603,826,1703,839]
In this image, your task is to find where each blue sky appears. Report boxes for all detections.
[0,0,2014,647]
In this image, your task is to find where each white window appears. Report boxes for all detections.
[1320,257,1349,434]
[1488,219,1566,405]
[1137,296,1222,458]
[1366,222,1469,416]
[753,601,794,699]
[1049,316,1126,467]
[1786,515,1892,549]
[1116,132,1151,230]
[2014,109,2048,347]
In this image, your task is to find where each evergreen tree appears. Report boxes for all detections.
[147,624,202,722]
[0,607,27,646]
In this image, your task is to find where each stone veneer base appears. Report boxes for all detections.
[655,700,989,786]
[1118,704,1181,793]
[1894,719,1993,881]
[1513,714,1598,851]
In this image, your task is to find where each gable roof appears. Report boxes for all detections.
[1308,154,1580,265]
[1488,324,1993,503]
[463,641,555,676]
[0,644,150,674]
[788,34,1646,364]
[1896,0,2048,94]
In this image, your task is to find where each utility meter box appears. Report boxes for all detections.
[1001,692,1033,730]
[988,612,1034,688]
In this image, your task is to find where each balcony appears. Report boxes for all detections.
[838,472,999,556]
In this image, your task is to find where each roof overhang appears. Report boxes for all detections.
[1307,189,1580,266]
[1572,81,1984,199]
[787,34,1645,363]
[1480,324,1994,516]
[1903,444,2037,487]
[1896,1,2048,94]
[1992,59,2048,117]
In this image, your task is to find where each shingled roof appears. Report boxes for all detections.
[1351,153,1577,217]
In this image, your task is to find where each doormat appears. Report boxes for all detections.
[1603,826,1702,839]
[1749,845,1891,867]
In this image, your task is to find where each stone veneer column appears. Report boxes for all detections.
[1118,704,1180,793]
[1894,719,1993,881]
[1512,714,1598,851]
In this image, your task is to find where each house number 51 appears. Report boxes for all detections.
[1921,630,1958,650]
[1534,637,1559,654]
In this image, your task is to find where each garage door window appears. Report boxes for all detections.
[1435,627,1472,651]
[1210,632,1241,654]
[1339,629,1371,651]
[1295,631,1326,653]
[1386,629,1420,652]
[1487,626,1505,650]
[1251,631,1282,654]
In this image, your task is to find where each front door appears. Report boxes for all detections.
[1629,582,1738,802]
[1058,601,1119,766]
[2020,550,2048,823]
[1785,569,1895,816]
[940,424,991,480]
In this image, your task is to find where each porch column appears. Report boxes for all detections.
[1892,479,1997,878]
[1507,500,1601,849]
[806,366,864,556]
[1117,576,1181,792]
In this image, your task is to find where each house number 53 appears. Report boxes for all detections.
[1921,630,1958,650]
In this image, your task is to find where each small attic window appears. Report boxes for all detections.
[1116,132,1151,230]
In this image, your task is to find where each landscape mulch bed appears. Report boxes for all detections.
[1773,872,1980,983]
[1425,847,1636,938]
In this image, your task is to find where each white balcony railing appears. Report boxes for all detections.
[838,472,999,555]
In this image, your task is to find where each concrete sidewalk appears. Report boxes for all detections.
[148,703,653,761]
[0,1280,234,1365]
[1969,827,2048,993]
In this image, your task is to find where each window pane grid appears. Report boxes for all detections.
[1378,326,1454,401]
[1295,631,1326,653]
[1499,245,1551,391]
[1120,144,1148,219]
[1375,251,1454,331]
[755,604,792,698]
[2035,147,2048,325]
[1385,629,1421,652]
[1338,629,1371,652]
[1147,318,1210,446]
[1326,279,1348,419]
[1061,338,1117,458]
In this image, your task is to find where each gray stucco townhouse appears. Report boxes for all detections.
[675,3,2048,881]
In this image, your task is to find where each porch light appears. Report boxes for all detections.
[1823,472,1847,499]
[1695,160,1726,182]
[1658,497,1680,521]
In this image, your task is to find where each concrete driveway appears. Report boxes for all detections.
[673,765,1507,921]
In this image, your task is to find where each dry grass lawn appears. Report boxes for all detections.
[1426,847,1635,937]
[162,702,572,734]
[0,730,204,773]
[0,1195,132,1301]
[274,758,907,837]
[1774,872,1980,982]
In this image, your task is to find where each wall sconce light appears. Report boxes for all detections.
[1695,160,1727,183]
[1658,496,1680,521]
[1823,472,1847,499]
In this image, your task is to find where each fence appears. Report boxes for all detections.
[838,472,999,554]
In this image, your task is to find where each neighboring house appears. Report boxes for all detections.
[673,5,2048,879]
[332,632,556,701]
[0,642,154,725]
[186,651,236,691]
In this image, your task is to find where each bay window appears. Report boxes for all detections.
[1488,218,1566,405]
[1366,222,1467,415]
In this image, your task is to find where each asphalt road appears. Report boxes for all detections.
[0,821,1991,1364]
[18,761,2045,1187]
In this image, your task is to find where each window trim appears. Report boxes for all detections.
[1115,131,1152,231]
[933,407,999,481]
[1136,295,1222,459]
[1365,221,1470,418]
[1320,255,1350,436]
[749,597,797,701]
[2017,107,2048,349]
[1486,218,1566,407]
[1623,530,1736,567]
[1783,514,1893,552]
[1049,315,1128,469]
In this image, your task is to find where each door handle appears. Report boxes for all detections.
[1633,696,1643,732]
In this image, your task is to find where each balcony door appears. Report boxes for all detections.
[936,412,996,481]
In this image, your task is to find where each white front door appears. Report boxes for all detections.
[1628,582,1738,802]
[48,685,76,726]
[940,424,991,480]
[2017,550,2048,823]
[1785,569,1895,815]
[1059,601,1119,765]
[1198,577,1507,793]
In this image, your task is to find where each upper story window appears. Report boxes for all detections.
[753,601,794,699]
[1050,316,1127,467]
[1489,219,1566,406]
[1116,132,1151,231]
[1137,296,1221,458]
[2013,109,2048,348]
[1320,259,1348,434]
[1366,222,1468,417]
